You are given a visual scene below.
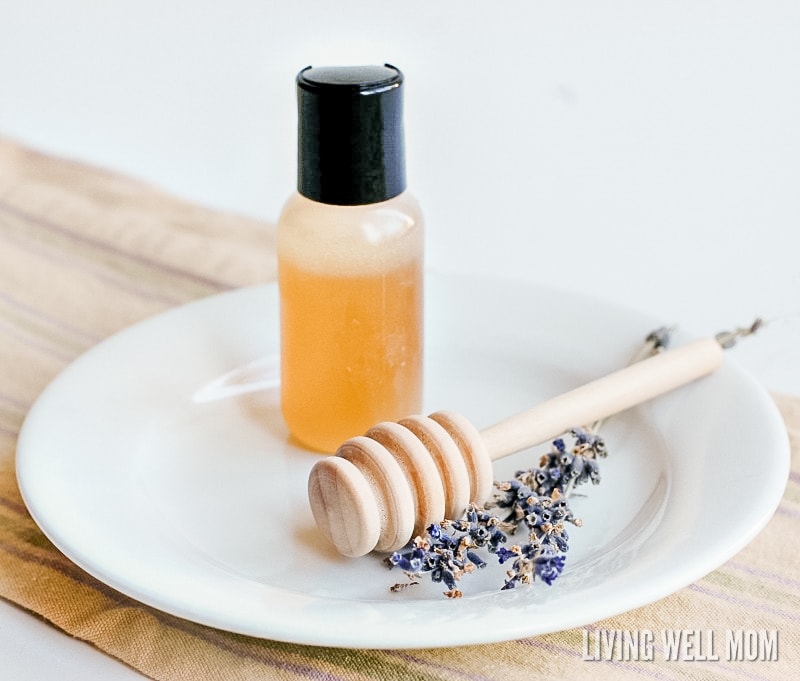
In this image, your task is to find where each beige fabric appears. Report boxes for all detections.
[0,136,796,680]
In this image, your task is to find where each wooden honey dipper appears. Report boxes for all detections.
[308,332,745,557]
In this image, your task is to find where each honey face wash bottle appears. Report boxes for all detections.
[278,64,424,453]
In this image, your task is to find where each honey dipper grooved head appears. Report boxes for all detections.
[307,411,494,557]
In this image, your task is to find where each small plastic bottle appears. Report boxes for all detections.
[278,64,424,453]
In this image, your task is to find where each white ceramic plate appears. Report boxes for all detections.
[16,273,789,649]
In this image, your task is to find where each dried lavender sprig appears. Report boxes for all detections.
[387,433,587,597]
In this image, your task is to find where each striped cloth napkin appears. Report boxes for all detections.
[0,136,797,680]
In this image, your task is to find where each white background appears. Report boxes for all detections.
[1,2,799,677]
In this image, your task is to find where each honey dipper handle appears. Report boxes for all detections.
[480,337,724,461]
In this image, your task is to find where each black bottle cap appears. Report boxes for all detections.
[296,64,406,206]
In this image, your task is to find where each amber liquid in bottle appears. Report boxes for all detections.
[278,192,423,453]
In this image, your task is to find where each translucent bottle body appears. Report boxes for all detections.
[277,191,424,453]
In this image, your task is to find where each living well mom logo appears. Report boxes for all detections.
[582,628,779,663]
